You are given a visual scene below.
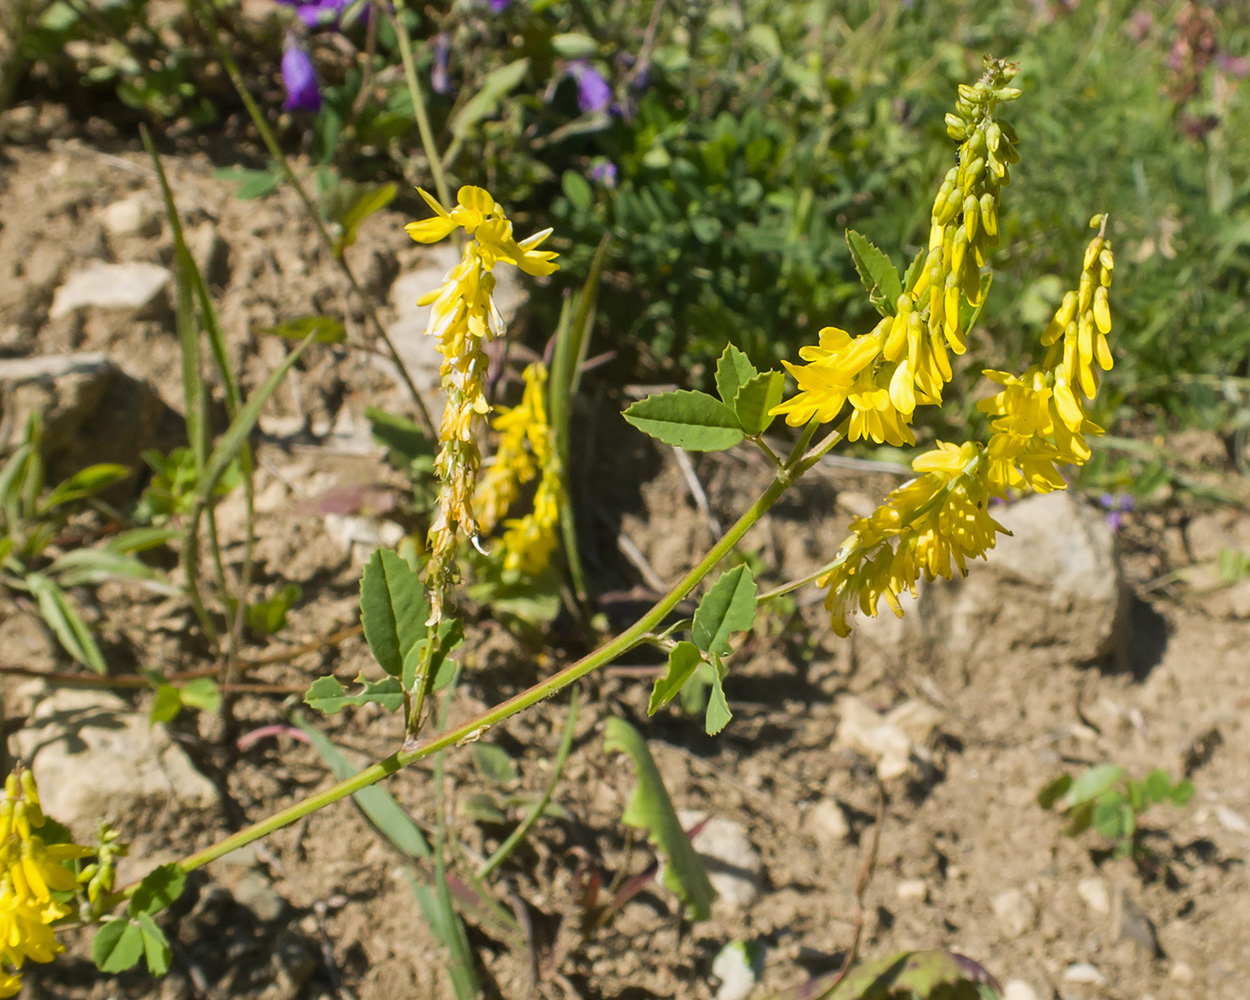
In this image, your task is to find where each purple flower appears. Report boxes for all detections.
[568,61,612,114]
[1097,492,1135,532]
[281,38,321,112]
[275,0,350,28]
[431,32,451,95]
[588,160,617,188]
[487,0,511,9]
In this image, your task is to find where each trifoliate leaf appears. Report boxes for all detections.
[359,549,429,678]
[732,370,784,435]
[705,656,732,736]
[137,913,172,977]
[129,863,186,917]
[692,565,757,656]
[623,390,744,451]
[714,344,758,412]
[92,919,145,973]
[649,641,704,714]
[303,675,405,715]
[846,229,903,316]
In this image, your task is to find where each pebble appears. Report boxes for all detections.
[835,696,913,780]
[1077,876,1110,914]
[231,871,287,923]
[1170,961,1194,983]
[686,815,762,911]
[711,941,759,1000]
[49,260,171,317]
[1062,962,1107,985]
[1001,981,1040,1000]
[895,879,928,904]
[804,799,850,847]
[1215,805,1249,833]
[991,888,1036,939]
[99,193,158,236]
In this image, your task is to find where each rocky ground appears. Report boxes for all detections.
[1,118,1248,1000]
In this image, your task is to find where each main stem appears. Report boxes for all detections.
[167,431,823,878]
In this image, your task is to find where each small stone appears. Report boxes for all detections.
[1215,805,1249,833]
[804,800,850,847]
[711,941,759,1000]
[14,688,220,833]
[49,260,171,317]
[99,193,158,237]
[323,514,406,564]
[1001,981,1040,1000]
[1062,962,1106,985]
[231,871,287,922]
[836,696,913,780]
[1112,885,1159,956]
[1077,877,1110,915]
[991,887,1036,939]
[1227,579,1250,619]
[686,815,762,911]
[1170,961,1194,983]
[895,879,928,904]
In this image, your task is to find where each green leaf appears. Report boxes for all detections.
[471,744,517,786]
[732,370,785,435]
[402,617,463,695]
[246,583,301,636]
[1057,763,1124,810]
[258,315,347,344]
[40,463,131,511]
[1170,779,1195,807]
[603,718,717,921]
[705,656,732,736]
[137,912,172,977]
[450,58,530,139]
[692,565,757,656]
[149,685,182,725]
[48,549,173,592]
[815,949,1000,1000]
[327,181,397,257]
[623,390,744,451]
[359,549,430,679]
[179,678,221,713]
[303,674,405,714]
[714,344,758,411]
[404,871,481,1000]
[550,32,598,58]
[959,271,994,332]
[92,918,145,973]
[846,229,902,316]
[561,170,593,211]
[649,641,704,714]
[1037,773,1073,810]
[105,527,182,554]
[461,792,508,824]
[129,863,187,916]
[294,717,431,860]
[366,406,436,476]
[902,248,927,294]
[1143,769,1172,805]
[212,167,281,200]
[26,572,106,673]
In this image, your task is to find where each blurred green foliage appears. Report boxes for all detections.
[12,0,1250,430]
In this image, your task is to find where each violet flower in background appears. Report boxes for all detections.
[281,36,321,111]
[588,160,617,189]
[568,61,612,114]
[1098,492,1135,532]
[275,0,350,28]
[487,0,511,10]
[431,32,451,95]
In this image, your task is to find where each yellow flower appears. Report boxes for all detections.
[476,363,550,534]
[1042,217,1115,400]
[405,187,559,616]
[772,323,886,427]
[0,771,93,995]
[499,464,561,576]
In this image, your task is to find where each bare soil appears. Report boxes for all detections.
[1,123,1248,1000]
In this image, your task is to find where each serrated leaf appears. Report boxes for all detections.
[258,314,346,344]
[92,918,145,973]
[902,248,927,294]
[705,656,732,736]
[149,685,182,725]
[129,863,186,916]
[294,717,431,860]
[603,718,717,921]
[450,58,530,138]
[179,678,221,713]
[471,744,517,786]
[303,675,405,714]
[692,565,757,656]
[649,641,703,714]
[623,390,743,451]
[732,370,784,435]
[1057,763,1123,810]
[26,572,106,673]
[714,344,758,410]
[846,229,902,316]
[360,549,430,678]
[137,912,172,977]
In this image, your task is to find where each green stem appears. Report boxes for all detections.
[163,436,825,879]
[188,0,437,440]
[477,688,579,879]
[388,2,451,209]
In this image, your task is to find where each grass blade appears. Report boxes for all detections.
[26,572,107,673]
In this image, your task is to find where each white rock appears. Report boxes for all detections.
[1001,980,1040,1000]
[1077,876,1111,914]
[836,696,912,780]
[895,878,928,903]
[323,514,406,564]
[1062,962,1106,985]
[885,699,942,745]
[1226,578,1250,619]
[49,261,171,317]
[687,816,762,911]
[99,193,158,237]
[711,941,758,1000]
[1169,961,1194,983]
[1215,805,1249,833]
[991,887,1036,939]
[804,799,850,846]
[14,688,219,833]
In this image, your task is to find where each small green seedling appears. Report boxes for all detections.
[1039,763,1194,863]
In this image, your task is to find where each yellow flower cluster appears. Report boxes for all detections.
[820,223,1115,636]
[0,770,91,998]
[475,363,561,576]
[405,187,559,614]
[772,58,1022,446]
